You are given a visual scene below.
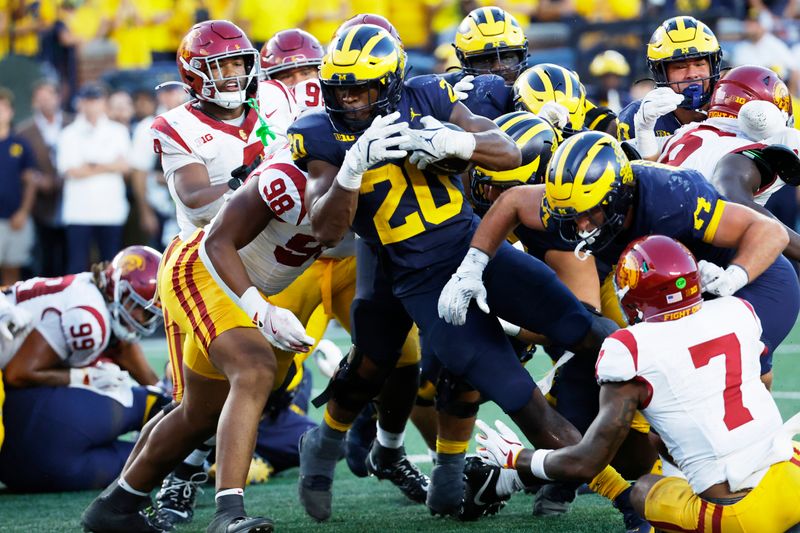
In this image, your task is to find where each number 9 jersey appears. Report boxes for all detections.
[288,75,476,279]
[1,274,111,369]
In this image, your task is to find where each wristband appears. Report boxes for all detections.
[69,367,89,387]
[530,448,554,481]
[239,286,265,327]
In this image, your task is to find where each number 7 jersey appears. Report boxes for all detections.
[596,296,793,494]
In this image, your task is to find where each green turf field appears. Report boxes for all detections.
[2,323,799,533]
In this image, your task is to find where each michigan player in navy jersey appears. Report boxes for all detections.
[618,16,723,158]
[446,131,799,393]
[292,25,647,527]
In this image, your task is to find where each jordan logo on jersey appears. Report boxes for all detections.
[409,108,422,121]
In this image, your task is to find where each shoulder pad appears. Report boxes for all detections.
[61,305,110,367]
[596,329,638,384]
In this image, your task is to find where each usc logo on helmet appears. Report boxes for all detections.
[119,254,146,275]
[617,254,640,291]
[773,83,792,115]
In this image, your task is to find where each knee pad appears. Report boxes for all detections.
[312,346,388,411]
[434,371,480,419]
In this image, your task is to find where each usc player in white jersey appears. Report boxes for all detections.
[658,65,800,261]
[82,147,325,533]
[476,235,800,533]
[0,246,168,492]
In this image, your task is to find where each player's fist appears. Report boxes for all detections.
[739,100,788,141]
[70,362,129,391]
[698,260,749,297]
[399,116,476,170]
[240,286,314,352]
[537,101,569,129]
[338,112,410,190]
[475,419,524,469]
[437,247,490,325]
[634,87,684,130]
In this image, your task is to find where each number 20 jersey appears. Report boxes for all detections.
[596,297,792,494]
[288,75,475,274]
[2,273,111,369]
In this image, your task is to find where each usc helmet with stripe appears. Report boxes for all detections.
[471,111,560,212]
[543,131,634,252]
[319,25,405,132]
[646,16,722,109]
[513,64,587,132]
[454,7,528,83]
[708,65,792,122]
[260,29,324,79]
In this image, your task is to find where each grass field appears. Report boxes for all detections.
[2,323,799,533]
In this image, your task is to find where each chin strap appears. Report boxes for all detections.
[246,97,276,148]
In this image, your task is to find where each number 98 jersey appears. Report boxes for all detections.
[288,75,476,273]
[2,273,111,369]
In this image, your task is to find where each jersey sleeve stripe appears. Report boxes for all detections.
[702,199,727,242]
[608,329,639,370]
[152,116,192,154]
[77,305,107,344]
[270,162,308,222]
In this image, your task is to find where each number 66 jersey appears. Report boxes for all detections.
[596,296,793,494]
[1,274,111,369]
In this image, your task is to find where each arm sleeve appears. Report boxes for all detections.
[151,116,203,182]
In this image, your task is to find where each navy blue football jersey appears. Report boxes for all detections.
[289,75,476,275]
[617,98,683,140]
[435,72,513,120]
[588,161,736,268]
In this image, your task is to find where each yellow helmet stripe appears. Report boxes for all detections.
[517,121,551,147]
[574,139,608,189]
[552,136,580,198]
[498,111,532,131]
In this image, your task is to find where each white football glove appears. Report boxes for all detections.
[336,111,410,190]
[698,260,749,297]
[312,338,344,378]
[239,287,315,352]
[398,115,476,170]
[739,100,788,141]
[452,74,475,101]
[437,247,490,326]
[70,362,129,391]
[633,87,684,158]
[475,419,525,469]
[0,292,32,342]
[537,101,569,129]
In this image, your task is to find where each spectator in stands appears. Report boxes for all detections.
[16,79,73,278]
[107,89,134,129]
[586,50,633,113]
[7,0,49,58]
[129,85,186,249]
[0,87,37,285]
[39,0,83,104]
[733,9,800,95]
[57,83,130,273]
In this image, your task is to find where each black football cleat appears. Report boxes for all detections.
[297,426,344,522]
[458,456,509,521]
[82,494,173,533]
[155,471,208,525]
[532,482,576,516]
[366,442,429,504]
[206,512,274,533]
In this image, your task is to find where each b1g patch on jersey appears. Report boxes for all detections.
[257,161,308,225]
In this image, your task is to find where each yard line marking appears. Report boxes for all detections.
[776,344,800,354]
[773,391,800,400]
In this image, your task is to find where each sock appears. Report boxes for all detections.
[323,408,352,434]
[107,478,149,513]
[215,488,245,516]
[174,446,212,480]
[495,468,525,498]
[435,437,469,455]
[428,448,437,464]
[376,425,404,449]
[588,465,631,502]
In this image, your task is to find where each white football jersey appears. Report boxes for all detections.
[596,297,792,494]
[659,117,800,205]
[199,148,323,297]
[153,80,300,240]
[1,273,112,369]
[291,78,325,114]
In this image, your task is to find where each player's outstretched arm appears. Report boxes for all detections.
[448,101,522,171]
[3,330,70,387]
[470,185,547,257]
[714,152,800,261]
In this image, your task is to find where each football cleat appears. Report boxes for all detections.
[345,403,377,478]
[82,494,173,533]
[366,442,429,504]
[206,512,274,533]
[532,482,576,516]
[426,460,465,517]
[613,487,653,533]
[458,456,509,521]
[297,426,345,522]
[155,471,208,525]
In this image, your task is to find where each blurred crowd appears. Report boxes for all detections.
[3,0,800,286]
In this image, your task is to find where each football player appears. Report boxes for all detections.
[658,65,800,262]
[81,148,322,533]
[618,16,723,159]
[291,25,644,527]
[442,131,798,392]
[0,246,169,492]
[476,235,800,533]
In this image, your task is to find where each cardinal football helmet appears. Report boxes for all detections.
[104,246,163,342]
[260,29,324,80]
[708,64,792,123]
